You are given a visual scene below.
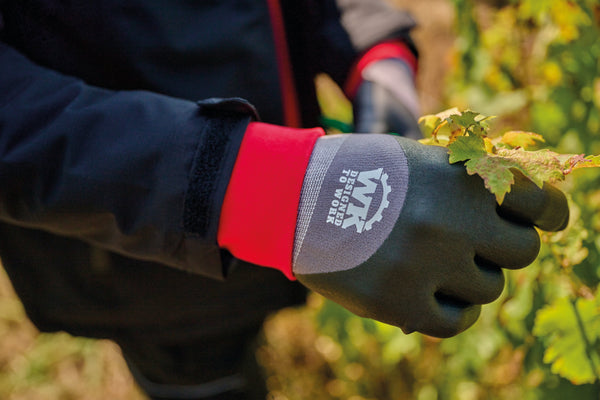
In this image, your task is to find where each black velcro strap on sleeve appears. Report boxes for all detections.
[183,98,257,239]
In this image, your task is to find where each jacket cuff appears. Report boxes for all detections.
[344,40,418,99]
[184,98,257,239]
[217,122,325,279]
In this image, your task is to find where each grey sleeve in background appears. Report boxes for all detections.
[335,0,417,52]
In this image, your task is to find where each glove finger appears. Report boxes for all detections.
[404,299,482,338]
[435,257,506,306]
[499,171,569,232]
[353,81,385,133]
[474,219,541,270]
[401,256,493,338]
[353,80,422,139]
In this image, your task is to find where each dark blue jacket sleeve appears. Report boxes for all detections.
[0,41,252,279]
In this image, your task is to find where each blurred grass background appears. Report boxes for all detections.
[0,266,147,399]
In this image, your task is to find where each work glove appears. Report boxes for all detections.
[218,123,569,338]
[347,41,421,139]
[353,58,422,139]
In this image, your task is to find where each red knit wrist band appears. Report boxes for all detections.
[344,40,418,99]
[217,122,325,279]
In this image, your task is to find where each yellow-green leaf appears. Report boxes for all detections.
[568,154,600,173]
[499,130,545,149]
[448,135,487,163]
[420,108,600,204]
[534,294,600,385]
[463,155,517,203]
[496,148,565,188]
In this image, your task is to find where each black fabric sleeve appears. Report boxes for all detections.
[0,41,253,279]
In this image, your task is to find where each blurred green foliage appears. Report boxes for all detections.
[448,0,600,389]
[261,0,600,399]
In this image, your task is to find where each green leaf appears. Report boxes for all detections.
[447,135,487,163]
[418,108,490,143]
[421,107,600,204]
[447,111,479,132]
[496,148,565,188]
[463,155,517,203]
[450,146,572,203]
[533,295,600,385]
[447,110,494,136]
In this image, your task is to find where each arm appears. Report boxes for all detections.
[313,0,417,87]
[0,41,252,279]
[315,0,422,137]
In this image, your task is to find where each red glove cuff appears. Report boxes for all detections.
[217,122,325,279]
[344,40,418,99]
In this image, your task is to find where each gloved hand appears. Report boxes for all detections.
[352,58,422,139]
[292,134,568,338]
[218,123,569,338]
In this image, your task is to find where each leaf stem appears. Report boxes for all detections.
[431,120,448,142]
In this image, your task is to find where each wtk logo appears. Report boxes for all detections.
[326,168,391,233]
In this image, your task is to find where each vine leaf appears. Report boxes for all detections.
[533,294,600,385]
[499,130,545,148]
[463,156,518,204]
[419,109,600,203]
[565,154,600,173]
[495,148,565,188]
[447,135,487,163]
